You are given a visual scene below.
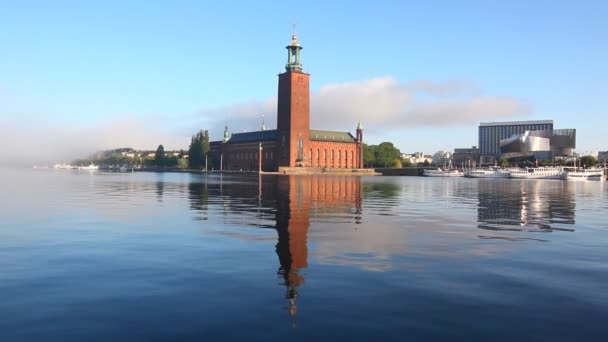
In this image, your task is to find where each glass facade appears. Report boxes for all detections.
[479,121,554,157]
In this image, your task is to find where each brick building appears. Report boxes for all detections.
[209,34,363,172]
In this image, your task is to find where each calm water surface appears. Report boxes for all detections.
[0,168,607,341]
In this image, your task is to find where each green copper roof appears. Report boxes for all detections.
[310,129,356,143]
[357,121,363,130]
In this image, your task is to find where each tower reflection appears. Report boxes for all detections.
[274,175,362,317]
[187,174,363,318]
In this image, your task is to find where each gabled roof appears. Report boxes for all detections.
[310,129,356,143]
[228,129,278,143]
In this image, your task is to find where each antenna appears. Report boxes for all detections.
[291,22,297,35]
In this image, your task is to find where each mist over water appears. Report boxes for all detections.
[0,169,607,341]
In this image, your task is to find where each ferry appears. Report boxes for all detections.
[561,168,605,182]
[509,167,564,180]
[423,168,464,177]
[52,163,75,169]
[464,168,512,178]
[78,163,99,170]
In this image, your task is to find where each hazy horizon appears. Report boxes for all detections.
[1,1,606,165]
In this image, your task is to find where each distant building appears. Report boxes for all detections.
[479,120,575,164]
[432,151,452,166]
[479,120,553,164]
[452,146,479,167]
[598,151,608,163]
[401,152,432,165]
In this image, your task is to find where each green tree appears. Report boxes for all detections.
[401,158,412,167]
[155,145,165,167]
[498,158,509,167]
[375,142,401,168]
[579,155,598,167]
[362,143,376,168]
[188,130,210,169]
[178,158,188,169]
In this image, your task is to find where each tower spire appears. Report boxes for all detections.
[285,32,303,72]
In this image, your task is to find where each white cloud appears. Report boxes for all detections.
[197,76,532,138]
[1,76,532,165]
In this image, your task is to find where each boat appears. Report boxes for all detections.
[53,163,74,169]
[423,168,464,177]
[561,168,605,182]
[464,168,512,178]
[509,167,564,179]
[78,163,99,170]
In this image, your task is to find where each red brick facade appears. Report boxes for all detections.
[210,35,363,172]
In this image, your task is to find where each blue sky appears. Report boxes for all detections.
[1,0,607,162]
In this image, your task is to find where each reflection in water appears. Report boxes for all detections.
[477,180,575,233]
[155,181,164,202]
[274,176,363,319]
[188,175,363,319]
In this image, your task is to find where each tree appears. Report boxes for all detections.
[178,158,188,169]
[579,155,598,167]
[375,142,401,168]
[402,158,412,167]
[155,145,165,167]
[362,143,376,168]
[498,158,509,167]
[188,130,210,169]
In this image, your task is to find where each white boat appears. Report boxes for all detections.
[423,168,464,177]
[53,163,74,169]
[78,163,99,170]
[509,167,564,179]
[562,168,605,182]
[464,168,512,178]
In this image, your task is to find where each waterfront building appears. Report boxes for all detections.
[598,151,608,163]
[479,120,553,164]
[401,152,432,165]
[479,120,575,164]
[209,35,363,172]
[452,146,479,167]
[432,151,452,166]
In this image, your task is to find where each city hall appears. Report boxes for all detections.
[209,34,363,172]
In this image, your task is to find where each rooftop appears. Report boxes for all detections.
[227,130,277,143]
[310,129,356,143]
[479,120,553,127]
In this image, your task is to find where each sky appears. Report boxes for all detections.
[1,0,607,164]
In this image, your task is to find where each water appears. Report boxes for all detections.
[1,168,607,341]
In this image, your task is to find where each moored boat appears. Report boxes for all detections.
[509,167,564,179]
[464,168,512,178]
[78,163,99,170]
[561,168,605,182]
[423,168,464,177]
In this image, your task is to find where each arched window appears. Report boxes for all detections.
[344,149,348,168]
[297,137,304,161]
[338,150,341,167]
[345,149,348,168]
[317,149,320,166]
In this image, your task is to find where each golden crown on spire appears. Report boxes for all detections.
[290,34,299,46]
